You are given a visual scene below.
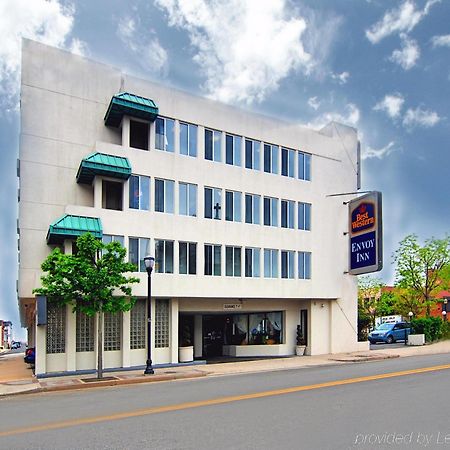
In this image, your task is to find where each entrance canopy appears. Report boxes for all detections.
[46,214,102,244]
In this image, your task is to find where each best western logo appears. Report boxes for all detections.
[351,202,375,233]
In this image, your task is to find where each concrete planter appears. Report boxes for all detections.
[407,334,425,346]
[295,345,306,356]
[178,346,194,362]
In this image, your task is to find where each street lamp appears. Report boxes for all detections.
[144,255,155,375]
[443,299,448,321]
[406,311,413,346]
[442,310,447,321]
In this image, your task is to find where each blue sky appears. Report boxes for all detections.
[1,0,449,339]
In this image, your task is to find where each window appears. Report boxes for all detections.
[130,299,146,350]
[205,244,221,276]
[76,310,94,352]
[248,312,283,345]
[298,151,311,181]
[155,117,175,152]
[104,311,121,351]
[155,178,174,213]
[281,200,295,229]
[155,239,174,274]
[245,247,260,277]
[102,180,123,210]
[264,144,279,174]
[281,250,295,279]
[226,246,241,277]
[263,197,278,227]
[155,299,170,348]
[298,202,311,231]
[180,122,197,157]
[245,193,261,225]
[298,251,312,279]
[264,249,279,278]
[204,187,222,219]
[205,129,222,162]
[179,242,197,275]
[281,147,295,178]
[179,182,197,217]
[130,120,149,150]
[129,175,150,210]
[46,303,66,354]
[225,190,242,222]
[245,139,260,170]
[102,234,124,247]
[226,134,241,166]
[129,237,150,272]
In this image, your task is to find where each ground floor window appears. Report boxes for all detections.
[76,310,94,352]
[46,303,66,354]
[130,299,146,350]
[104,311,121,351]
[155,299,170,348]
[224,311,283,346]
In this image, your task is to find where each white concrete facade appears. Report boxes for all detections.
[18,40,361,376]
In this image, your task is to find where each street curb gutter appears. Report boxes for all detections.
[329,354,400,363]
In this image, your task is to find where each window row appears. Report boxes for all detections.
[126,236,312,280]
[129,176,311,230]
[128,117,312,180]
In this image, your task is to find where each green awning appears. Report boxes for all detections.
[104,92,158,127]
[47,215,102,244]
[76,152,131,184]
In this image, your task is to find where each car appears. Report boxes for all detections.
[11,341,21,349]
[368,322,411,344]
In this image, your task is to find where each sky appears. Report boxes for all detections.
[0,0,449,339]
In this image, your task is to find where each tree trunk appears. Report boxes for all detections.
[97,311,103,379]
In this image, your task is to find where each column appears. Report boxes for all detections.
[170,299,179,363]
[94,177,102,210]
[121,116,130,148]
[122,310,131,367]
[66,304,76,371]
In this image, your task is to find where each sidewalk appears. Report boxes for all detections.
[1,340,450,397]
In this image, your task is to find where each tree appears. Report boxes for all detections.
[358,276,385,327]
[393,234,450,317]
[34,233,139,378]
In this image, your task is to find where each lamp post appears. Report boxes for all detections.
[442,310,447,321]
[406,311,413,346]
[443,299,448,321]
[144,255,155,375]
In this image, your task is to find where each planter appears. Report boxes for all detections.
[295,345,306,356]
[178,346,194,362]
[407,334,425,346]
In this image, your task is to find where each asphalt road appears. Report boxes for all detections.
[1,353,450,450]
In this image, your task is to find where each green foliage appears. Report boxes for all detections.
[393,234,450,317]
[440,321,450,340]
[33,233,140,315]
[410,317,443,342]
[296,325,306,345]
[377,291,396,317]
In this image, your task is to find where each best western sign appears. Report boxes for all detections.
[349,191,383,275]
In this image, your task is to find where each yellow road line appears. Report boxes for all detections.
[1,363,450,438]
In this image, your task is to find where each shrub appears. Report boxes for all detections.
[410,317,443,342]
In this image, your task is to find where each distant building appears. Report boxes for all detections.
[0,320,12,349]
[18,40,363,376]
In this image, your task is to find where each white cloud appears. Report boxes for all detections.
[117,16,168,76]
[374,93,405,119]
[389,34,420,70]
[362,141,397,160]
[402,106,441,128]
[431,34,450,47]
[155,0,313,104]
[0,0,86,112]
[307,96,321,110]
[331,71,349,84]
[366,0,441,44]
[308,103,360,129]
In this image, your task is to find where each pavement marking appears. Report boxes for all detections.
[1,363,450,438]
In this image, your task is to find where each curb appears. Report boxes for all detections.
[329,354,400,363]
[0,371,207,397]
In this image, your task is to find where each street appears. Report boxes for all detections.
[1,353,450,449]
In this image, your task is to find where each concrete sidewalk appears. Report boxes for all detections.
[1,340,450,397]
